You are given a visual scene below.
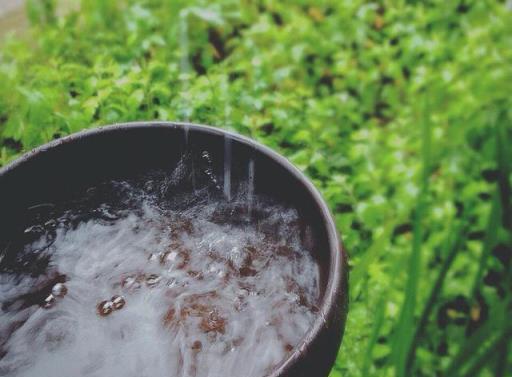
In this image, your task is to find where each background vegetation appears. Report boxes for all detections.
[1,0,511,376]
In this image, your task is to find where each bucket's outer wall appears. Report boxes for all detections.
[0,123,348,377]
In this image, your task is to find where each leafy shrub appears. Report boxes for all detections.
[1,0,511,375]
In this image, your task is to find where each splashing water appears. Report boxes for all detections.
[0,169,320,377]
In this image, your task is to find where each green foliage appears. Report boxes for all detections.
[1,0,511,375]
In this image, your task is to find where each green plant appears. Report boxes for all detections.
[1,0,511,375]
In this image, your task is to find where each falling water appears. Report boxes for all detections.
[179,10,197,190]
[184,124,190,146]
[202,151,220,190]
[247,158,255,217]
[223,137,232,201]
[179,10,192,120]
[183,124,196,191]
[222,76,232,128]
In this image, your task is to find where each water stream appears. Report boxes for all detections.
[223,137,232,201]
[178,7,253,209]
[179,10,192,121]
[247,158,255,217]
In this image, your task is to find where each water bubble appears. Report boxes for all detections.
[147,253,160,263]
[24,225,44,234]
[51,283,68,298]
[234,298,246,312]
[163,308,176,328]
[121,275,142,292]
[191,340,202,352]
[199,310,226,334]
[145,274,161,288]
[111,295,126,311]
[97,300,113,317]
[166,278,178,288]
[162,250,178,263]
[187,270,204,280]
[45,219,58,229]
[144,180,155,192]
[42,294,56,309]
[217,270,227,279]
[160,249,189,270]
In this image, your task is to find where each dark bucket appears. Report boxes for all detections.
[0,122,348,377]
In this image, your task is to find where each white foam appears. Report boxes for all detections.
[0,186,320,377]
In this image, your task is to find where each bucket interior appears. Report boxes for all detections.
[0,124,333,300]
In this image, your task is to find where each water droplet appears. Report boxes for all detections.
[201,151,221,189]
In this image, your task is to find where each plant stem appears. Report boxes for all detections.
[405,217,469,373]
